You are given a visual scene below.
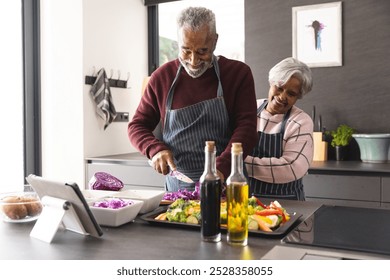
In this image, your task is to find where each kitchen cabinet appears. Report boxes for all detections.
[85,153,165,190]
[304,161,390,208]
[381,177,390,208]
[303,174,381,208]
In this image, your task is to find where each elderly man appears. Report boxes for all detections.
[128,7,257,191]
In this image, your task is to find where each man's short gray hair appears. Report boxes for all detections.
[268,57,313,98]
[177,6,217,35]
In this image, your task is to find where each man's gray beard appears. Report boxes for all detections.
[179,57,211,78]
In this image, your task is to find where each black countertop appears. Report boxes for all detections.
[0,200,309,260]
[1,199,388,260]
[309,160,390,176]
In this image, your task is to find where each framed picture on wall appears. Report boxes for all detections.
[292,2,342,67]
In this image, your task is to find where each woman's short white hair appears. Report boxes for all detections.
[268,57,313,98]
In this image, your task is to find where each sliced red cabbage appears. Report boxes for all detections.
[162,181,227,201]
[89,172,124,191]
[162,182,200,201]
[93,198,133,209]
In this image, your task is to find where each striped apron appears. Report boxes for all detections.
[163,57,231,192]
[248,100,305,200]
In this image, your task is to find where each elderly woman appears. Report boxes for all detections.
[245,57,314,201]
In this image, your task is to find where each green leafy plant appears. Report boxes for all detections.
[328,124,355,147]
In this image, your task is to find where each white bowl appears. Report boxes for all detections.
[82,189,165,213]
[353,133,390,163]
[111,189,165,214]
[89,198,144,227]
[82,190,117,202]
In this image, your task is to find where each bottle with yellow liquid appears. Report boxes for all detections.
[226,142,249,246]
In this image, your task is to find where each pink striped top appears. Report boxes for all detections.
[245,99,314,184]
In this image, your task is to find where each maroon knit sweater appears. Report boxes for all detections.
[128,56,258,179]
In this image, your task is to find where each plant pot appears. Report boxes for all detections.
[352,133,390,163]
[335,145,347,161]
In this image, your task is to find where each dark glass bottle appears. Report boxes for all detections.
[226,142,249,246]
[199,141,222,242]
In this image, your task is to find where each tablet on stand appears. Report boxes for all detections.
[26,174,103,243]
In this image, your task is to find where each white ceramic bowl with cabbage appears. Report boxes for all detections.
[89,197,144,227]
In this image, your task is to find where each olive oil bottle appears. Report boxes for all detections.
[226,142,249,246]
[199,141,222,242]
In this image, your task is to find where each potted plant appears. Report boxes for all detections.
[328,124,355,160]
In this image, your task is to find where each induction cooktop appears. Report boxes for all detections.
[282,204,390,256]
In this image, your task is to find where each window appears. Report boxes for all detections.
[0,1,24,192]
[146,0,244,74]
[0,0,40,192]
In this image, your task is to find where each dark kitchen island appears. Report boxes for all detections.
[0,199,388,260]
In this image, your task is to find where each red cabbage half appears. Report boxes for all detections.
[89,172,124,191]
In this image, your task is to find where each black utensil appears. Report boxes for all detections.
[312,105,316,131]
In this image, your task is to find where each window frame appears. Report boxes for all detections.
[22,0,41,181]
[144,0,180,6]
[147,5,159,75]
[146,0,244,74]
[145,0,181,75]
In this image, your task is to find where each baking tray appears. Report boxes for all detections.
[141,206,302,237]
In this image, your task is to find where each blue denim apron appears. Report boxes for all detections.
[248,100,305,200]
[163,57,231,191]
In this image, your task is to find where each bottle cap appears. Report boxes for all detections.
[205,141,215,152]
[231,142,242,154]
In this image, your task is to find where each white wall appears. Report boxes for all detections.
[40,0,148,187]
[83,0,148,159]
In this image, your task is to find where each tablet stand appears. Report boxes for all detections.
[30,196,88,243]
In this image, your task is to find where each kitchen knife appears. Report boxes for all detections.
[148,160,194,183]
[169,170,194,183]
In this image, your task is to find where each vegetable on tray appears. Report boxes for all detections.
[155,196,291,232]
[165,199,201,224]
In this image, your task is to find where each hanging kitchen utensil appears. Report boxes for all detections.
[311,105,316,131]
[318,115,322,132]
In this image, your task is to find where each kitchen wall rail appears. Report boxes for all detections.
[85,68,130,89]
